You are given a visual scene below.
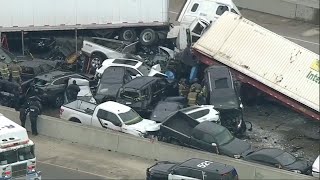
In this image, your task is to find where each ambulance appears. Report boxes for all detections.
[0,113,41,180]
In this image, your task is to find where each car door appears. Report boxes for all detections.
[191,131,217,153]
[50,76,70,96]
[96,109,122,131]
[126,67,142,79]
[169,167,203,180]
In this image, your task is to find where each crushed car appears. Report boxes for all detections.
[116,76,168,114]
[158,111,252,158]
[95,66,132,103]
[81,37,142,71]
[95,58,167,79]
[200,65,247,136]
[243,148,312,175]
[29,70,93,107]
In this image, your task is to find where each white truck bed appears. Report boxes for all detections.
[0,0,169,32]
[193,12,319,114]
[63,100,97,115]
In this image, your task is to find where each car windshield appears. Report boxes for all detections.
[120,90,140,100]
[118,109,143,125]
[34,78,49,86]
[0,145,35,165]
[275,152,296,166]
[137,64,151,76]
[215,129,234,145]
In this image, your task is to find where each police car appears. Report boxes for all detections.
[146,158,239,180]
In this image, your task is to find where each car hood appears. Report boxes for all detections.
[127,119,160,133]
[150,162,176,174]
[210,90,240,109]
[219,138,251,157]
[286,159,311,173]
[97,83,122,97]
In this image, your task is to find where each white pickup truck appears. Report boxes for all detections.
[60,100,160,137]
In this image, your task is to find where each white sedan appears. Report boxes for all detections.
[180,105,220,124]
[95,58,166,79]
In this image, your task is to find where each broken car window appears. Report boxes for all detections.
[216,5,229,16]
[191,3,199,12]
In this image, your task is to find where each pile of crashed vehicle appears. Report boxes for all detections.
[0,35,317,177]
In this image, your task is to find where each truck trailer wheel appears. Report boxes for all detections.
[139,28,158,46]
[119,29,137,42]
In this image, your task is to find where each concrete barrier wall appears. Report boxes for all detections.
[0,106,315,180]
[234,0,320,24]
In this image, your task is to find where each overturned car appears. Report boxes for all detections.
[199,65,247,135]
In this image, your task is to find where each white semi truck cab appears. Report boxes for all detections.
[0,114,41,180]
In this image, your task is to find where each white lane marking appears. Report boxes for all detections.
[38,161,112,179]
[168,11,320,46]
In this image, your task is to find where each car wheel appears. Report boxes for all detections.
[119,29,137,42]
[90,53,106,70]
[54,95,64,108]
[139,29,158,46]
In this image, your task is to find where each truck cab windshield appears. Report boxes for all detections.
[0,145,35,165]
[118,109,143,125]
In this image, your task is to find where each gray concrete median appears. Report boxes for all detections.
[0,106,315,179]
[234,0,319,24]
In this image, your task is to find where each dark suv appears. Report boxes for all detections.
[30,70,91,107]
[116,76,167,113]
[146,158,239,180]
[200,65,246,135]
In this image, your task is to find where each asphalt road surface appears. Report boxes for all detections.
[32,135,155,179]
[37,162,106,179]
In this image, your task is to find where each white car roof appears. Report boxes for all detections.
[183,105,215,114]
[97,58,143,75]
[99,101,132,114]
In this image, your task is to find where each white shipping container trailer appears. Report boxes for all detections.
[0,0,241,46]
[0,0,169,31]
[0,0,170,46]
[193,12,320,121]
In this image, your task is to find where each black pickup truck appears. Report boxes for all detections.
[158,111,252,158]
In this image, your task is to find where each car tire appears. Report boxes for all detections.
[54,95,64,108]
[90,53,106,70]
[119,29,137,42]
[139,28,158,46]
